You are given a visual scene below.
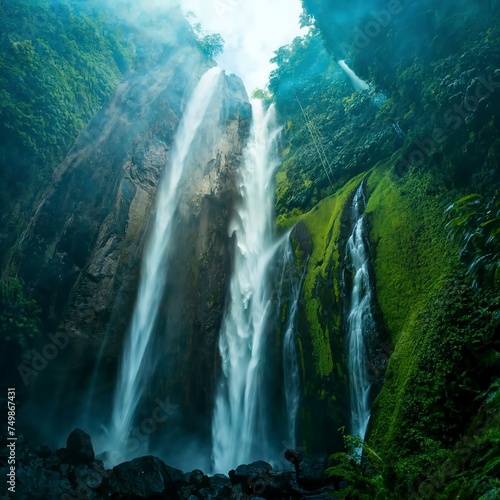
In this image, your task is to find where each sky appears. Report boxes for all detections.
[180,0,308,93]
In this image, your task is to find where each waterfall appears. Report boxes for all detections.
[281,240,305,448]
[108,67,222,455]
[211,100,282,473]
[338,60,370,91]
[345,182,376,446]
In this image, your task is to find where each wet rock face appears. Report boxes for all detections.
[10,49,204,348]
[8,47,251,448]
[152,72,251,435]
[9,55,249,351]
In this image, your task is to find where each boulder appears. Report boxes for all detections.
[104,455,186,498]
[229,461,306,499]
[207,473,233,499]
[57,428,95,465]
[285,450,341,491]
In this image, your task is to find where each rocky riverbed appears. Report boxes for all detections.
[0,429,344,499]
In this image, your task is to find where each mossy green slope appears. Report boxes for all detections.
[290,172,364,452]
[299,173,365,378]
[365,159,455,449]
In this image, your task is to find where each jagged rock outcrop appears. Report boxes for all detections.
[1,431,341,499]
[8,48,204,343]
[141,71,252,445]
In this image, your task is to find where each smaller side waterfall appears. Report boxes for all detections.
[281,240,306,448]
[345,182,377,445]
[338,60,370,91]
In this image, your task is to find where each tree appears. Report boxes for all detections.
[251,88,272,101]
[198,32,224,59]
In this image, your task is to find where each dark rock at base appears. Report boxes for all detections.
[233,460,273,477]
[8,430,342,500]
[43,453,61,470]
[229,461,311,499]
[285,450,341,491]
[34,445,52,458]
[188,468,210,489]
[57,428,95,465]
[102,455,186,498]
[208,473,233,499]
[15,462,75,499]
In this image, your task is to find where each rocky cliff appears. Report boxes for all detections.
[8,39,251,447]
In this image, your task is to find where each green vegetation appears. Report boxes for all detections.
[446,192,500,287]
[269,29,394,222]
[267,0,500,495]
[0,0,498,495]
[0,0,209,265]
[298,173,364,378]
[331,274,500,499]
[326,433,393,499]
[0,0,133,195]
[197,32,224,59]
[188,15,225,59]
[0,277,41,354]
[365,161,454,340]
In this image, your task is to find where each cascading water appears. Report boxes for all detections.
[345,182,377,446]
[108,67,222,455]
[338,60,370,91]
[281,241,306,448]
[211,100,282,473]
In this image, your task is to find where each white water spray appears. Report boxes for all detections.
[108,67,222,454]
[211,101,281,473]
[338,60,370,91]
[346,183,376,446]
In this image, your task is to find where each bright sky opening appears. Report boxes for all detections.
[181,0,308,93]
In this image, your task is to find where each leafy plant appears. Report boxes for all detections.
[325,430,393,499]
[188,14,224,60]
[446,192,500,286]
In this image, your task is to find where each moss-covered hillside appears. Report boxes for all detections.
[269,0,500,496]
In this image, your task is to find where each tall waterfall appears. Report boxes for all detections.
[346,182,376,445]
[281,241,305,448]
[211,101,282,473]
[108,67,222,454]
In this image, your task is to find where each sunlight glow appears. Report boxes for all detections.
[181,0,308,93]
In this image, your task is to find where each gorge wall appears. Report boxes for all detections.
[1,5,252,454]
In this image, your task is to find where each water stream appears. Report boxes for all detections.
[338,60,370,91]
[346,182,376,445]
[281,241,306,448]
[211,100,282,473]
[108,67,222,454]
